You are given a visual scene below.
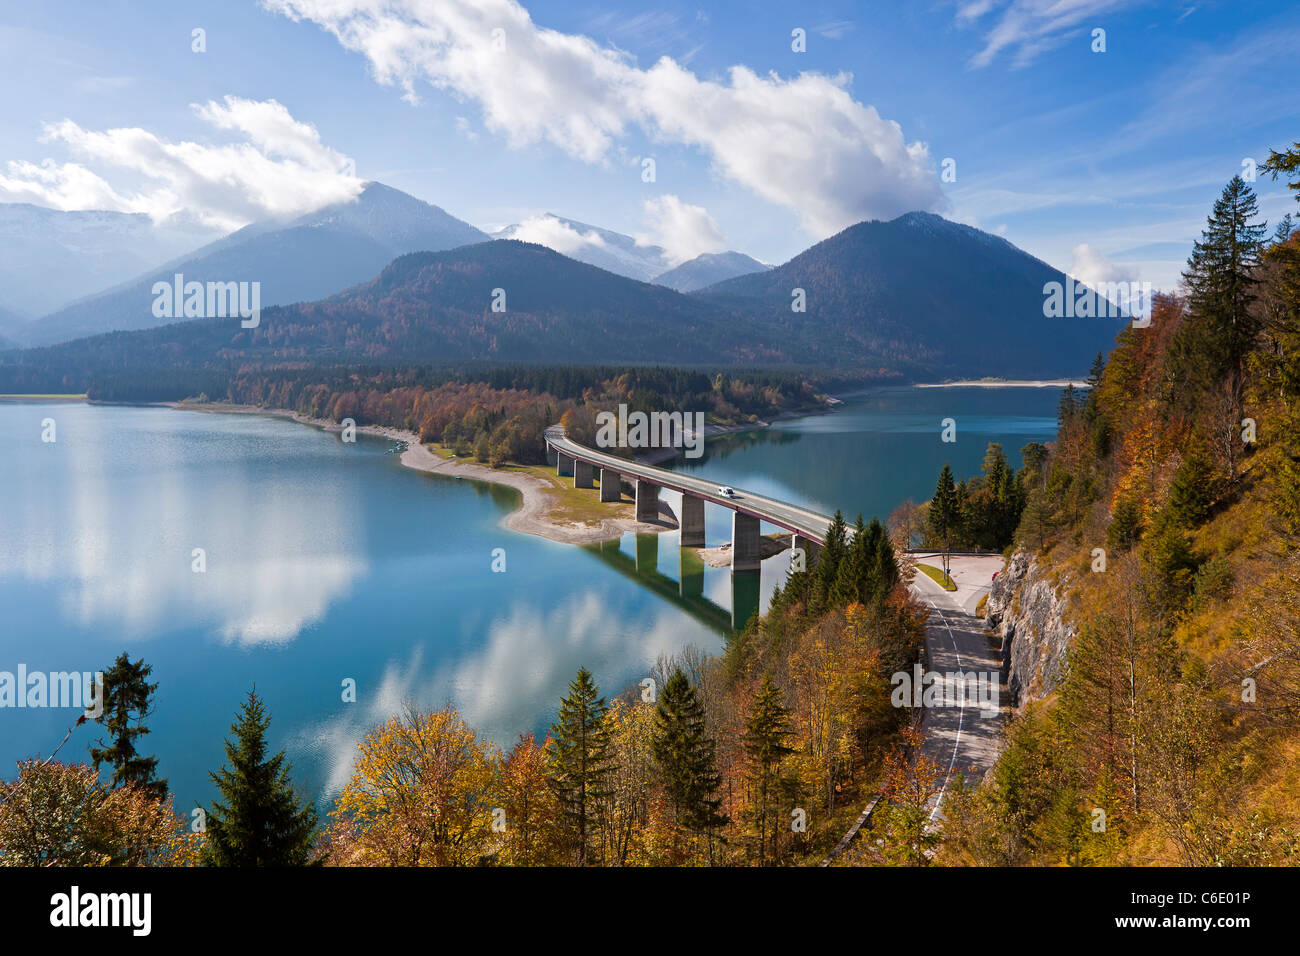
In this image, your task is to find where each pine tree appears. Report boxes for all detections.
[1177,175,1267,402]
[1106,496,1144,551]
[547,667,614,865]
[89,653,167,798]
[928,464,958,578]
[1261,141,1300,203]
[1057,384,1080,430]
[203,690,319,866]
[1141,518,1197,613]
[811,510,848,612]
[1167,451,1216,528]
[651,668,728,857]
[741,675,794,866]
[831,514,869,606]
[868,517,900,602]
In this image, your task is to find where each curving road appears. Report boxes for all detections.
[908,553,1007,819]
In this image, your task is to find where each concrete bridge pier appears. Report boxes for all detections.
[556,453,573,477]
[599,468,621,502]
[635,480,660,522]
[732,512,762,572]
[679,494,706,548]
[546,444,557,466]
[792,533,822,570]
[574,459,594,489]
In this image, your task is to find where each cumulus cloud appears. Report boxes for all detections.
[0,96,361,231]
[1068,242,1140,289]
[637,194,725,265]
[958,0,1137,68]
[264,0,943,235]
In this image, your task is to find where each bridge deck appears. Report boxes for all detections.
[545,427,837,543]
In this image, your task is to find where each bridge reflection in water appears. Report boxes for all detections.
[585,535,762,633]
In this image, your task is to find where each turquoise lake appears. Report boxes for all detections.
[0,386,1064,812]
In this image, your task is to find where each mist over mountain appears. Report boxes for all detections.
[492,214,673,282]
[696,211,1126,378]
[653,251,769,292]
[22,183,488,347]
[493,214,777,293]
[0,204,218,322]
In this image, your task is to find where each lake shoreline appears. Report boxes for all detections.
[170,402,687,547]
[913,378,1090,388]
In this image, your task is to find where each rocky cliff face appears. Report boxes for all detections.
[986,551,1075,711]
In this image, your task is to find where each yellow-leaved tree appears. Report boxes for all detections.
[327,706,498,866]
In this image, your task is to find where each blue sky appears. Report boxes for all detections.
[1,0,1297,290]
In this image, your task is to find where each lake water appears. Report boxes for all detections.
[0,387,1062,812]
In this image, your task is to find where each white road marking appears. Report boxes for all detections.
[925,597,965,822]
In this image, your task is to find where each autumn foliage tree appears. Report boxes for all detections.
[0,761,198,866]
[327,706,497,866]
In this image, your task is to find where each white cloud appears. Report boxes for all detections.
[264,0,943,236]
[637,194,725,265]
[505,214,609,256]
[0,96,361,231]
[958,0,1139,69]
[814,20,855,39]
[453,115,479,141]
[1068,242,1140,289]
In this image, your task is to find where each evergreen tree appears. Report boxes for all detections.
[811,510,848,612]
[928,464,958,578]
[1087,352,1106,389]
[741,675,794,866]
[1141,518,1198,613]
[1106,496,1144,551]
[1261,141,1300,203]
[1167,451,1216,528]
[1056,384,1080,430]
[832,514,869,606]
[88,653,167,799]
[868,517,901,602]
[1176,175,1267,402]
[203,690,318,866]
[651,668,728,855]
[547,667,614,865]
[1259,175,1300,397]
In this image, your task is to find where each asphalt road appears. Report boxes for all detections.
[908,553,1008,819]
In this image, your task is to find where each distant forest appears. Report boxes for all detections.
[133,364,828,466]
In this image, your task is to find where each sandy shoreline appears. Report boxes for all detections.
[173,402,683,546]
[914,379,1089,388]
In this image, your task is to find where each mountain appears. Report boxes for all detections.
[697,211,1126,378]
[23,183,489,347]
[0,304,26,350]
[3,241,790,389]
[653,251,769,292]
[0,204,217,322]
[492,214,672,282]
[1,212,1127,395]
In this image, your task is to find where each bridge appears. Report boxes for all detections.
[544,426,835,571]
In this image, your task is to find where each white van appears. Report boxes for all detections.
[717,486,736,498]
